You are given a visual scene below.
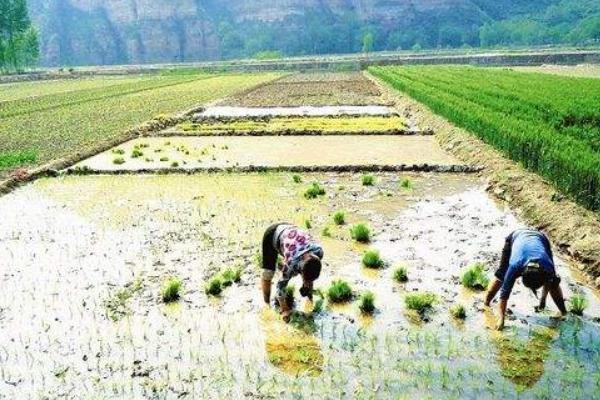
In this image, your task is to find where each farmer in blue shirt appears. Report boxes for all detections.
[485,228,567,330]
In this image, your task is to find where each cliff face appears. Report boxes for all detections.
[27,0,547,66]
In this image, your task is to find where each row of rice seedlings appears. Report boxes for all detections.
[205,265,243,296]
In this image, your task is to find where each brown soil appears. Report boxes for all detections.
[367,71,600,289]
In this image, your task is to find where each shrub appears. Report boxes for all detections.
[362,249,384,269]
[161,277,182,302]
[461,263,490,290]
[292,174,302,183]
[220,266,242,287]
[113,157,125,165]
[327,279,353,303]
[393,266,408,283]
[405,292,437,314]
[333,211,346,225]
[205,277,223,296]
[361,174,375,186]
[569,293,588,316]
[450,304,467,319]
[304,182,326,199]
[358,291,375,314]
[350,223,371,243]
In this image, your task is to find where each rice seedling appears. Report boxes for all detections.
[362,174,375,186]
[285,284,296,306]
[333,211,346,225]
[400,178,413,190]
[304,219,312,229]
[144,157,153,162]
[393,266,408,283]
[312,290,325,314]
[159,156,169,162]
[111,148,125,155]
[131,148,144,158]
[161,277,182,303]
[405,292,437,314]
[292,174,302,183]
[327,279,353,303]
[461,263,490,290]
[350,223,371,243]
[205,277,223,296]
[569,293,588,316]
[362,249,384,269]
[220,265,242,287]
[304,182,326,199]
[170,161,179,167]
[113,157,125,165]
[358,291,376,314]
[450,304,467,319]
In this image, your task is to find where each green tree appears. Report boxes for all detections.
[362,32,374,56]
[0,0,38,72]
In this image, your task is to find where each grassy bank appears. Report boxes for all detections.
[0,72,280,175]
[369,65,600,211]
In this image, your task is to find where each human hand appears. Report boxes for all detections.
[281,310,292,323]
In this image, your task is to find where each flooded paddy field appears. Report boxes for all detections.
[0,172,598,399]
[219,72,386,107]
[71,136,462,173]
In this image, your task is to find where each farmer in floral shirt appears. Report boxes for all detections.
[261,223,324,322]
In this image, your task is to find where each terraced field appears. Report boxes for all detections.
[0,71,599,399]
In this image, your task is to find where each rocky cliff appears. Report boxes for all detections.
[28,0,555,66]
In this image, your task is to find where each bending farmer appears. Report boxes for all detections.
[261,223,324,322]
[485,228,567,330]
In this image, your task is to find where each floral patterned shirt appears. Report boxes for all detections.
[275,226,323,298]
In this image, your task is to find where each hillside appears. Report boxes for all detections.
[28,0,600,66]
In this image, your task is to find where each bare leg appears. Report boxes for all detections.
[261,279,272,304]
[549,283,567,316]
[485,278,502,306]
[535,284,550,312]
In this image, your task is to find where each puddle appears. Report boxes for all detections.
[0,172,598,398]
[199,105,395,118]
[71,135,464,172]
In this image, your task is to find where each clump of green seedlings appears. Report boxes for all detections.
[350,223,371,243]
[327,279,353,303]
[205,277,223,296]
[362,249,384,269]
[450,304,467,319]
[322,226,332,237]
[304,182,326,199]
[285,284,296,306]
[405,292,437,315]
[461,263,490,290]
[304,219,312,229]
[113,157,125,165]
[144,157,153,162]
[333,211,346,225]
[159,156,169,162]
[161,277,182,303]
[361,174,375,186]
[111,148,125,155]
[312,289,325,314]
[131,148,144,158]
[220,265,242,287]
[393,266,408,283]
[104,279,142,322]
[569,293,588,316]
[400,177,413,190]
[358,291,376,314]
[171,161,179,167]
[292,174,302,183]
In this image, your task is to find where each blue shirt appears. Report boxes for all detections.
[499,229,555,300]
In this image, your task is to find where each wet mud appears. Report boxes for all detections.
[0,172,598,399]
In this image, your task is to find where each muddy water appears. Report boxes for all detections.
[0,173,598,399]
[72,136,462,172]
[199,106,395,118]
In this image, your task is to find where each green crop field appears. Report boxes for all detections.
[0,72,280,176]
[369,66,600,212]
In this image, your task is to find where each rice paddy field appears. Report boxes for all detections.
[0,70,599,399]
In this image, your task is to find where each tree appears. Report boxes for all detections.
[0,0,39,72]
[362,32,374,57]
